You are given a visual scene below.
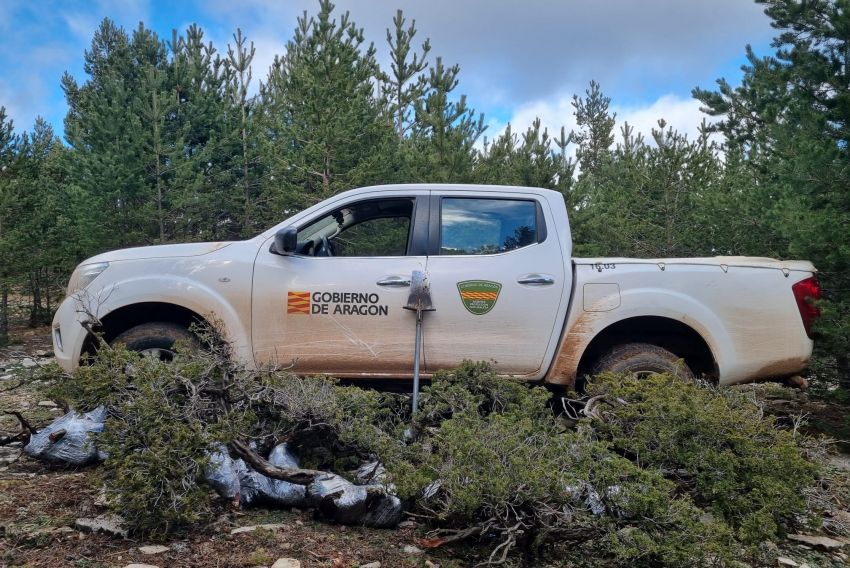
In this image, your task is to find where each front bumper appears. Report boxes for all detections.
[52,295,89,372]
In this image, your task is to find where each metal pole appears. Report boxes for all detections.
[412,309,422,413]
[404,270,434,419]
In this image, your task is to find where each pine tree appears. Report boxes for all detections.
[695,0,850,386]
[408,57,486,182]
[0,107,18,344]
[571,80,616,176]
[258,0,397,217]
[226,29,257,234]
[382,9,430,139]
[63,19,162,248]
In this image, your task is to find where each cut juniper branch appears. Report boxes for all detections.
[3,410,37,434]
[230,439,326,486]
[0,410,38,446]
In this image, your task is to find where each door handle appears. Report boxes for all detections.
[377,276,411,287]
[517,273,555,286]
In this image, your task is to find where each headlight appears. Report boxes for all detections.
[67,262,110,295]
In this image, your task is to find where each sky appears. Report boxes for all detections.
[0,0,776,147]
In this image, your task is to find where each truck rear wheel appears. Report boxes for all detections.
[111,322,198,361]
[591,342,694,381]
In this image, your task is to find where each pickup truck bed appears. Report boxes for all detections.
[547,256,817,387]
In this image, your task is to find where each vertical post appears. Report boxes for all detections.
[411,310,423,413]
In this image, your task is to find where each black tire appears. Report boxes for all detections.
[591,342,694,381]
[111,322,198,361]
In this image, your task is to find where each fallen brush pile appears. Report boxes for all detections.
[13,338,850,567]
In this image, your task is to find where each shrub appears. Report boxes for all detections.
[585,373,819,543]
[45,350,828,564]
[392,363,737,567]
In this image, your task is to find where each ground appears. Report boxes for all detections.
[1,325,850,567]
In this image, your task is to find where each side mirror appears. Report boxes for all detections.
[273,227,298,255]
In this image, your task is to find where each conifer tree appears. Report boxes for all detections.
[571,80,616,176]
[695,0,850,385]
[63,19,161,248]
[227,29,257,234]
[0,107,18,344]
[382,10,430,139]
[409,57,485,182]
[259,0,396,217]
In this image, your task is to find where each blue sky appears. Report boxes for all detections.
[0,0,776,145]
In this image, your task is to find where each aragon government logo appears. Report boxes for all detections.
[456,280,502,315]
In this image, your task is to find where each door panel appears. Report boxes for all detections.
[423,194,568,377]
[251,193,427,377]
[252,255,425,375]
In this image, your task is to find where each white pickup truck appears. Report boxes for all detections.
[52,184,821,388]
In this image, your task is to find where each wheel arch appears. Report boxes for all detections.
[83,302,212,357]
[576,316,717,384]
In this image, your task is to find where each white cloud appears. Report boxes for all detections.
[616,95,711,144]
[488,91,715,156]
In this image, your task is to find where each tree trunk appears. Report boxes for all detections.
[29,271,41,327]
[0,280,8,346]
[153,91,165,243]
[838,355,850,391]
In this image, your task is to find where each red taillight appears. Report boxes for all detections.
[792,276,821,339]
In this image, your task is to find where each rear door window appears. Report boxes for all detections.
[440,198,538,255]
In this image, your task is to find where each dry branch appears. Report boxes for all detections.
[230,439,326,486]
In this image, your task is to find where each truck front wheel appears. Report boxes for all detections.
[591,342,694,381]
[111,322,198,361]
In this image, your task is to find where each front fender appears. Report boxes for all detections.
[83,275,253,366]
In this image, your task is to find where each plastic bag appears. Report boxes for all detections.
[24,406,107,465]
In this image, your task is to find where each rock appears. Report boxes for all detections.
[34,349,50,357]
[229,523,287,535]
[94,486,110,507]
[359,562,381,568]
[787,534,846,550]
[828,454,850,472]
[138,545,170,554]
[271,559,301,568]
[37,400,58,408]
[21,358,37,368]
[74,514,127,538]
[0,447,21,464]
[123,564,160,568]
[398,520,417,529]
[425,562,440,568]
[403,545,423,555]
[777,558,799,567]
[0,374,13,380]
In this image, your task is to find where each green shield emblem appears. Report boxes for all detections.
[457,280,502,315]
